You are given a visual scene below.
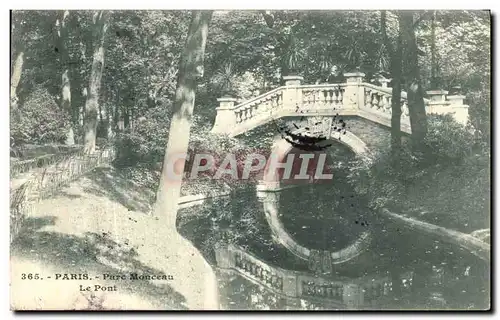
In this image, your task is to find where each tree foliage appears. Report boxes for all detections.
[11,10,490,148]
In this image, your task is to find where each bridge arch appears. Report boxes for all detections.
[258,128,374,268]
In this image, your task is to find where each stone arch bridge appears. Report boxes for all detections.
[208,72,488,266]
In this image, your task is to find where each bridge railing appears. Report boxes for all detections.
[212,72,469,136]
[215,244,419,309]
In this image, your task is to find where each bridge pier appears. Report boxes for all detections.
[212,97,238,133]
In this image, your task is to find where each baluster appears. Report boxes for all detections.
[371,93,379,109]
[306,282,313,295]
[328,89,334,106]
[256,265,262,278]
[242,259,248,271]
[401,100,409,117]
[251,104,257,119]
[261,269,268,282]
[365,89,372,108]
[278,278,283,290]
[241,108,247,122]
[243,108,249,121]
[247,261,253,273]
[308,91,314,108]
[378,94,385,109]
[321,90,327,107]
[270,97,276,111]
[386,96,392,113]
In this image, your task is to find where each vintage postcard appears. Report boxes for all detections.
[9,9,491,310]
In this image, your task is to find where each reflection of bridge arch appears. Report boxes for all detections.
[259,127,373,268]
[262,192,372,266]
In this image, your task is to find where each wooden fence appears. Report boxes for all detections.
[10,147,116,243]
[10,146,84,178]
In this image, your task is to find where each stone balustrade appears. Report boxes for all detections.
[211,72,469,137]
[215,244,417,309]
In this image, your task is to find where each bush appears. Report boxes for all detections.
[114,105,172,167]
[423,114,477,165]
[10,87,71,146]
[349,114,490,232]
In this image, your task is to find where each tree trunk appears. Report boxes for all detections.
[10,51,24,110]
[83,11,110,154]
[57,10,75,145]
[152,10,219,310]
[381,11,403,161]
[400,11,428,150]
[153,10,212,224]
[430,11,438,89]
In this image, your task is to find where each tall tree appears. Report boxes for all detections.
[430,11,438,89]
[10,52,24,110]
[153,10,212,224]
[152,10,219,310]
[400,11,428,149]
[56,10,75,145]
[10,14,25,110]
[381,11,403,160]
[83,11,110,154]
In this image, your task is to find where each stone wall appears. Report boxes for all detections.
[235,114,398,155]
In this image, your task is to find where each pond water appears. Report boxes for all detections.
[177,144,489,310]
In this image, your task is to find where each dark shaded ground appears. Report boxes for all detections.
[83,167,155,213]
[11,216,187,310]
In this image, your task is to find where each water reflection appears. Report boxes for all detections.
[177,182,489,310]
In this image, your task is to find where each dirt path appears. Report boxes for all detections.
[10,167,219,310]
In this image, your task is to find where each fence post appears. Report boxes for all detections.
[343,72,365,110]
[282,75,303,111]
